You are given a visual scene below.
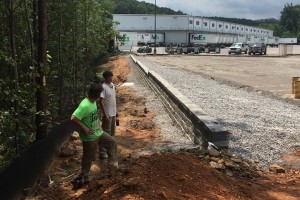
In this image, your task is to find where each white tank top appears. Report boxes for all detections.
[100,83,117,116]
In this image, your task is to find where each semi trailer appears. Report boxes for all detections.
[116,32,165,51]
[116,31,281,53]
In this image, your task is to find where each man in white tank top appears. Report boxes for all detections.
[99,70,118,159]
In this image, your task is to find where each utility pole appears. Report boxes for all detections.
[154,0,157,55]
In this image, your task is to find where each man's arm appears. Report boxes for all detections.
[100,97,109,120]
[71,115,91,135]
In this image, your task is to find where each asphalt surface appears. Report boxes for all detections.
[137,46,300,99]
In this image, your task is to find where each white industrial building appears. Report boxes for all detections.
[113,14,279,50]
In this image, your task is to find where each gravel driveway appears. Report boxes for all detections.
[134,54,300,169]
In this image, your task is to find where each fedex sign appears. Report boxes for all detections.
[190,34,206,42]
[152,35,160,39]
[123,34,130,42]
[117,34,130,42]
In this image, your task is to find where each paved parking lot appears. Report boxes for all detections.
[218,45,300,56]
[136,46,300,99]
[132,45,300,56]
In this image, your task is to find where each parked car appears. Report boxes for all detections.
[268,43,278,48]
[176,43,191,54]
[228,43,248,54]
[137,46,152,53]
[165,43,177,54]
[196,44,205,53]
[205,45,221,54]
[248,43,267,55]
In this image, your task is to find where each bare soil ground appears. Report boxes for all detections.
[27,55,300,200]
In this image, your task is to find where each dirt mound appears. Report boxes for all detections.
[78,153,261,200]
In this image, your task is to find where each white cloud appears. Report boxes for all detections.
[138,0,299,20]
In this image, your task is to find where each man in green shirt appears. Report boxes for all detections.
[71,83,118,183]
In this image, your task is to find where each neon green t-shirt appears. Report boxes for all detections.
[72,98,103,141]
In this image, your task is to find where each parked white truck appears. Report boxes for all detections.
[228,43,248,54]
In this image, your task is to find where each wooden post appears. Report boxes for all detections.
[294,81,300,99]
[292,77,300,94]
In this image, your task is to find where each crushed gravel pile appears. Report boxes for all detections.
[135,57,300,169]
[124,59,195,157]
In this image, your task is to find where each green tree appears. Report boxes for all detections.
[112,0,184,15]
[280,3,300,38]
[35,0,48,140]
[0,0,116,168]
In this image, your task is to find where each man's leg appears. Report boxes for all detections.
[98,132,118,174]
[101,116,110,134]
[99,116,110,159]
[81,139,98,180]
[110,116,116,136]
[102,116,116,136]
[99,116,116,159]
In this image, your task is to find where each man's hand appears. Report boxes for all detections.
[71,115,92,135]
[83,127,92,135]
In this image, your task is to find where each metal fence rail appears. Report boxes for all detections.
[0,120,79,200]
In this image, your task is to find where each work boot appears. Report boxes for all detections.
[99,154,108,160]
[71,173,89,188]
[99,159,109,174]
[116,164,127,173]
[108,162,119,176]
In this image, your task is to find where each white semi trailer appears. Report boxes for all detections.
[116,32,165,51]
[116,31,281,52]
[116,32,138,51]
[188,33,279,46]
[278,37,298,44]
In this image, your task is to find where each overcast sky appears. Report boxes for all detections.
[138,0,299,20]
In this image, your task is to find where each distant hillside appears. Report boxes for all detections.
[206,16,259,26]
[112,1,277,27]
[254,18,279,23]
[112,0,185,15]
[205,16,280,28]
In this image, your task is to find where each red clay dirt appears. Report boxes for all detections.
[27,55,300,200]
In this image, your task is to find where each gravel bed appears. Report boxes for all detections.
[123,58,195,156]
[136,57,300,169]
